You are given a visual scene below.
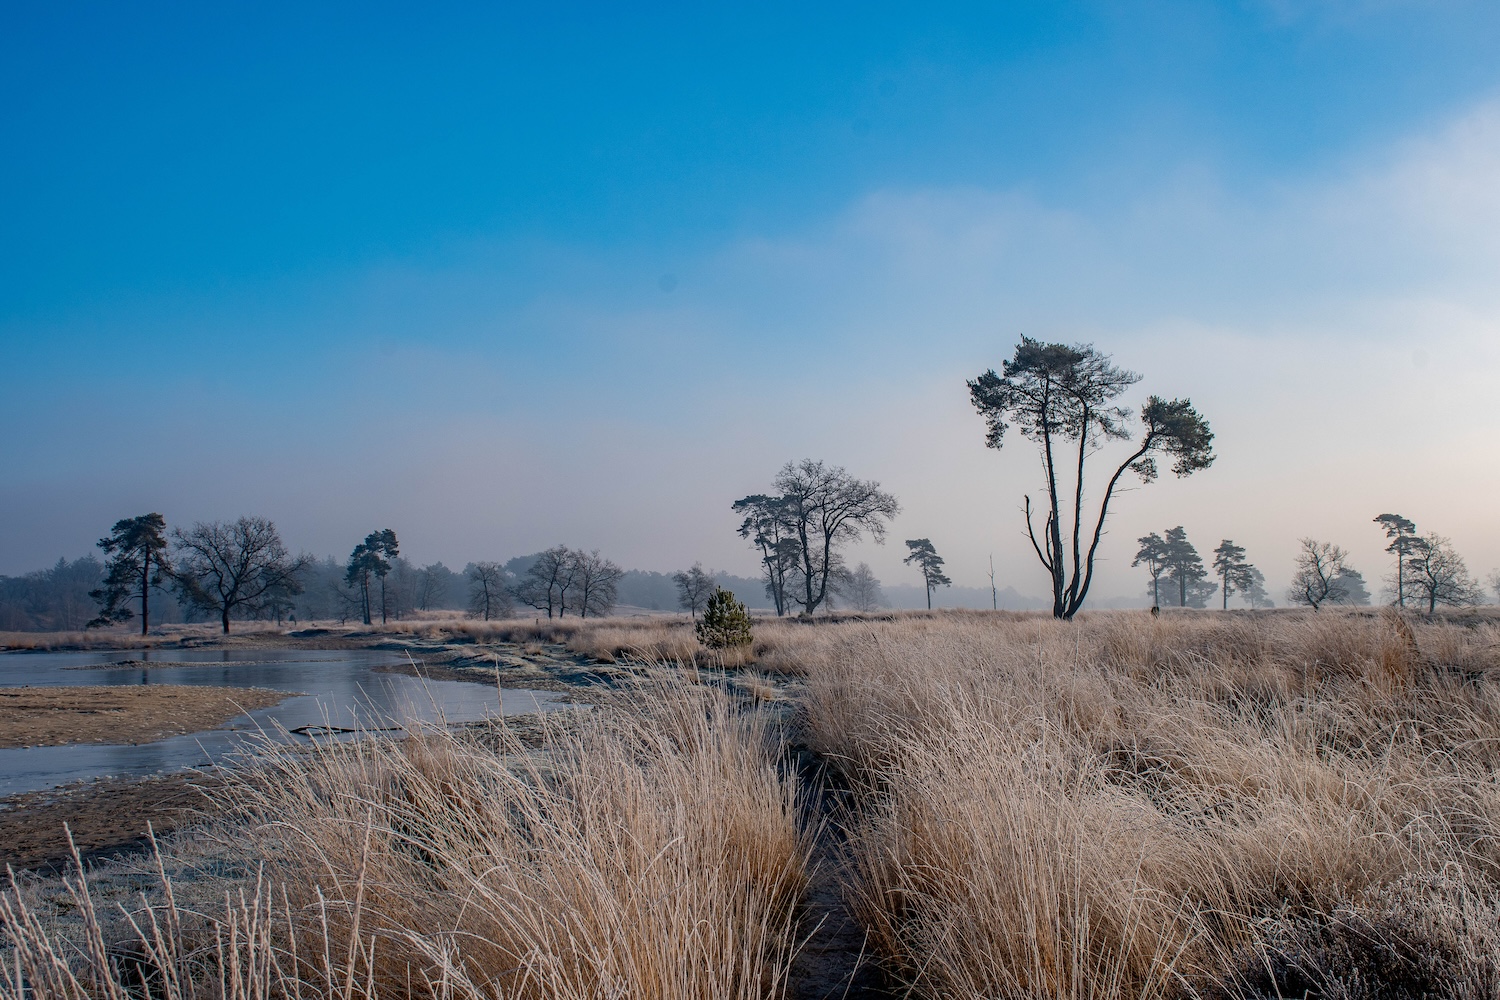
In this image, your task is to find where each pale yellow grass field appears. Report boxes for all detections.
[6,609,1500,999]
[796,610,1500,998]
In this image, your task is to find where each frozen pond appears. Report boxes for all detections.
[0,648,570,796]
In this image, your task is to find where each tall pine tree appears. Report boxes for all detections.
[88,513,172,633]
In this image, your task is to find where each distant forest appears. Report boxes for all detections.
[0,551,781,632]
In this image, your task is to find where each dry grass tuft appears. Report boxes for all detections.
[0,678,810,1000]
[795,609,1500,999]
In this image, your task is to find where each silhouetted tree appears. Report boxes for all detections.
[417,563,461,611]
[1374,514,1421,608]
[673,563,717,619]
[969,338,1214,619]
[837,562,886,612]
[1132,533,1170,608]
[1404,534,1481,613]
[513,545,575,618]
[1212,540,1255,610]
[732,494,800,616]
[383,557,421,621]
[767,459,900,617]
[1244,567,1274,609]
[1161,527,1215,608]
[172,517,309,633]
[343,530,398,625]
[574,550,624,618]
[1288,539,1350,610]
[466,561,512,620]
[903,538,952,610]
[88,514,172,633]
[372,530,400,623]
[1333,568,1371,606]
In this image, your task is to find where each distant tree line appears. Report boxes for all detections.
[0,514,649,631]
[0,556,110,631]
[1132,528,1278,610]
[14,342,1493,630]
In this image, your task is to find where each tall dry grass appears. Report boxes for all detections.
[795,609,1500,999]
[0,678,811,1000]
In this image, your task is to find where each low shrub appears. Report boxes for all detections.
[697,587,754,650]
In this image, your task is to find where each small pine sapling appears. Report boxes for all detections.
[696,586,754,649]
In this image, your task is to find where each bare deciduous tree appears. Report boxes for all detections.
[1405,534,1481,613]
[836,561,886,613]
[969,337,1214,619]
[673,563,717,619]
[172,517,310,633]
[1287,539,1350,611]
[574,550,624,618]
[467,562,512,621]
[513,546,574,619]
[417,563,458,611]
[769,459,900,617]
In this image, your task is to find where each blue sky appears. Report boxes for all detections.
[4,1,1500,599]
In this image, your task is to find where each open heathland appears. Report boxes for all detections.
[4,609,1500,1000]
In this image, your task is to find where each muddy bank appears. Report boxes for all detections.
[0,772,216,871]
[0,685,292,749]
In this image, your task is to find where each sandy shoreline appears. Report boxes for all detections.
[0,684,293,749]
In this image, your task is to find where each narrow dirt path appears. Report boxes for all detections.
[787,752,896,1000]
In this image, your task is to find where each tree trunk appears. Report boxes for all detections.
[140,555,150,636]
[1222,572,1228,610]
[221,606,231,634]
[380,577,387,624]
